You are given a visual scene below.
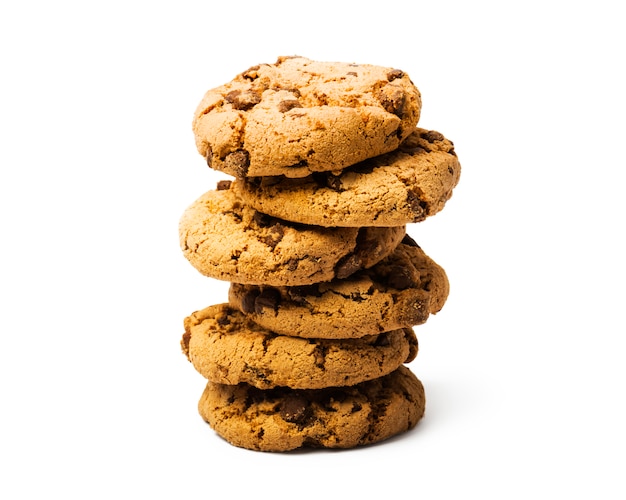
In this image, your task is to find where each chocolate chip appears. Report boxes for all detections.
[401,234,419,247]
[421,130,444,143]
[254,288,281,313]
[278,99,303,113]
[378,85,406,117]
[259,223,285,249]
[336,254,363,280]
[223,149,250,177]
[387,69,404,81]
[406,190,427,219]
[387,265,416,290]
[287,258,299,271]
[216,180,232,191]
[279,395,311,424]
[241,288,261,313]
[216,313,231,326]
[225,89,261,110]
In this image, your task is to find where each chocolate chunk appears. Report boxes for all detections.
[271,223,285,239]
[278,99,303,113]
[265,224,285,249]
[224,149,250,177]
[216,180,232,191]
[421,130,445,143]
[378,85,406,117]
[387,69,404,81]
[241,288,261,313]
[387,265,416,290]
[225,89,261,111]
[254,288,281,313]
[279,395,311,424]
[336,254,363,280]
[287,258,299,271]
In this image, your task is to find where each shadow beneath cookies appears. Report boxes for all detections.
[282,375,482,455]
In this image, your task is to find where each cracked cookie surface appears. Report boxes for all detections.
[179,181,405,286]
[198,365,425,452]
[232,128,460,227]
[228,235,449,339]
[181,303,418,390]
[192,56,422,178]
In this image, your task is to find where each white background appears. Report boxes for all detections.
[1,1,625,498]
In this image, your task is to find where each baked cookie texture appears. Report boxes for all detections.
[181,303,418,390]
[179,56,459,452]
[228,236,449,339]
[198,366,425,452]
[192,56,422,178]
[179,181,406,286]
[232,128,460,227]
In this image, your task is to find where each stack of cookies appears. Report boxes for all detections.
[179,56,460,452]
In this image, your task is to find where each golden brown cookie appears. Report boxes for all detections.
[228,236,448,339]
[232,128,460,227]
[179,181,406,286]
[198,366,425,452]
[192,56,422,178]
[181,303,418,390]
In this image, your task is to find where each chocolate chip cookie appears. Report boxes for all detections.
[231,128,460,227]
[192,56,422,178]
[197,365,425,452]
[228,236,449,339]
[179,181,406,286]
[181,303,418,390]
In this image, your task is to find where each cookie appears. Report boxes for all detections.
[231,128,460,227]
[229,235,448,339]
[197,365,425,452]
[179,181,406,286]
[192,56,422,178]
[181,303,418,390]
